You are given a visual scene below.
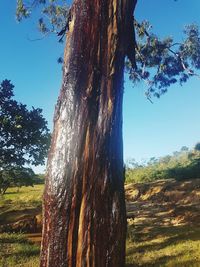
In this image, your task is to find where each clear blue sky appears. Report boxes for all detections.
[1,1,200,172]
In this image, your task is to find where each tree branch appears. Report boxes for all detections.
[134,18,200,80]
[57,8,72,42]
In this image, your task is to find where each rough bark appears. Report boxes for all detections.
[40,0,137,266]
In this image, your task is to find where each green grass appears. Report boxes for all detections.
[0,233,40,267]
[126,223,200,267]
[1,224,200,267]
[1,184,200,266]
[0,185,43,206]
[0,185,43,225]
[0,186,43,266]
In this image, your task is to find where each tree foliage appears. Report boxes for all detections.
[0,79,50,194]
[0,79,50,168]
[16,0,70,36]
[127,22,200,100]
[0,166,36,195]
[194,142,200,151]
[16,1,200,100]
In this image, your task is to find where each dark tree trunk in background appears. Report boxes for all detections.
[40,0,137,266]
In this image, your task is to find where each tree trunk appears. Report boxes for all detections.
[40,0,137,266]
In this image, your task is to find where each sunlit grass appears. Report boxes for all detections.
[1,224,200,267]
[0,185,44,225]
[1,184,200,266]
[0,187,43,265]
[126,223,200,266]
[0,233,40,267]
[0,185,44,205]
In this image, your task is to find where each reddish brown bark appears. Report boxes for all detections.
[40,0,137,266]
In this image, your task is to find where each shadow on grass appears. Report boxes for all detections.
[11,245,40,257]
[126,253,182,266]
[0,233,29,244]
[126,254,198,267]
[4,191,24,195]
[0,233,40,266]
[126,224,200,266]
[128,223,200,243]
[0,206,41,225]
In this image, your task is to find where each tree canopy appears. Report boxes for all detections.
[0,79,50,194]
[16,0,200,101]
[129,22,200,100]
[0,166,35,195]
[0,79,50,168]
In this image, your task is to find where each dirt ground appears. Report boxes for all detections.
[1,179,200,239]
[126,178,200,226]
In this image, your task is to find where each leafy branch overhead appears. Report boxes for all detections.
[16,1,200,99]
[129,21,200,100]
[16,0,70,36]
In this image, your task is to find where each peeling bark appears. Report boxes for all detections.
[40,0,137,266]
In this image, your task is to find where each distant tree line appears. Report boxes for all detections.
[126,143,200,183]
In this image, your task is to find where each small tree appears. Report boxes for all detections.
[0,166,35,195]
[0,79,50,194]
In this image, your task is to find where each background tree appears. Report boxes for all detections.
[194,142,200,151]
[0,166,35,195]
[0,79,50,194]
[16,1,200,266]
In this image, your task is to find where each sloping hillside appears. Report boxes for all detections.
[126,178,200,226]
[1,179,200,232]
[126,179,200,266]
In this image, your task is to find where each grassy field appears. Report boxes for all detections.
[0,185,43,226]
[0,184,200,266]
[126,223,200,267]
[0,186,42,266]
[0,233,40,267]
[0,185,43,210]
